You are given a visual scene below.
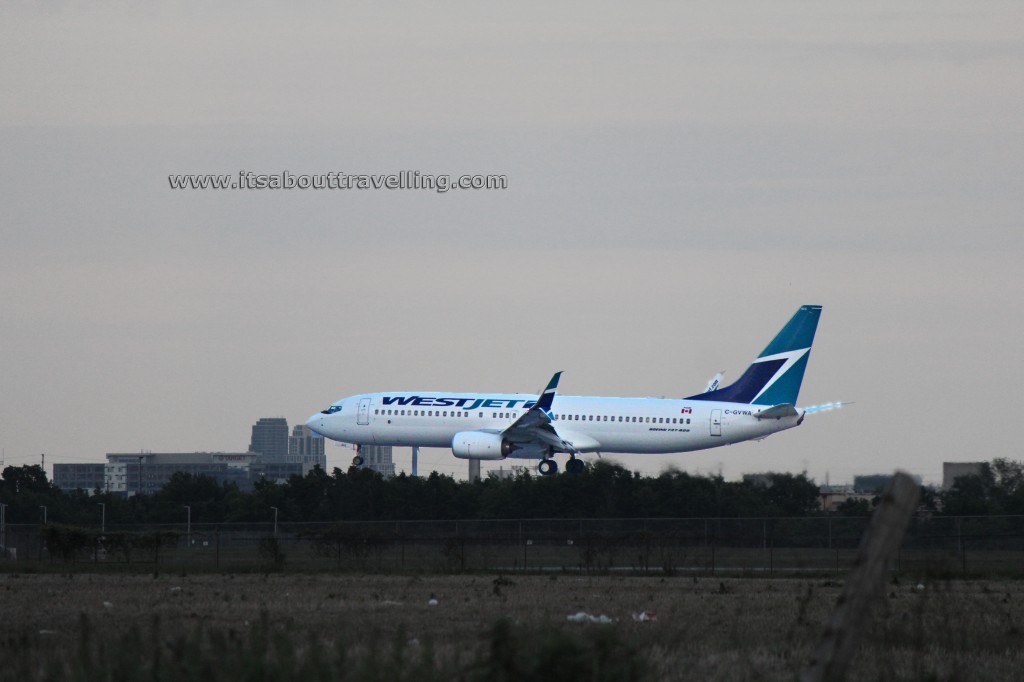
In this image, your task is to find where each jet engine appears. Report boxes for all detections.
[451,431,513,460]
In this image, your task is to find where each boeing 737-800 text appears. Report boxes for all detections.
[306,305,844,475]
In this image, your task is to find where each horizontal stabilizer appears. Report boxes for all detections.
[753,404,799,420]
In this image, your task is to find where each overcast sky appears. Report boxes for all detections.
[1,2,1021,485]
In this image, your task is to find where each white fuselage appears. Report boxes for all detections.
[307,391,802,458]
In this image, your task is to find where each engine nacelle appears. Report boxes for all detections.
[451,431,513,460]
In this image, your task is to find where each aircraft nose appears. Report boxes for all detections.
[306,413,325,436]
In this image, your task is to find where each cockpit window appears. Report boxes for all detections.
[321,405,343,415]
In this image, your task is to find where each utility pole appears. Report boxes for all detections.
[97,502,105,533]
[271,506,279,538]
[40,505,47,525]
[183,505,191,547]
[0,502,6,550]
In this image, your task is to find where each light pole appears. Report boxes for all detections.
[183,505,191,547]
[270,506,279,538]
[40,505,47,525]
[97,502,105,533]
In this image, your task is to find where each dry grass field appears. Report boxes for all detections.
[1,572,1022,681]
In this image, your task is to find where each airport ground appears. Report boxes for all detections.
[1,572,1021,681]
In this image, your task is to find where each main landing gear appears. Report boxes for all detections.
[537,458,559,476]
[565,457,585,475]
[537,457,586,476]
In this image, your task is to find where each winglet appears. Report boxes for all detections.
[536,371,562,413]
[704,371,725,393]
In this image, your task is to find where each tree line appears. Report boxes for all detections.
[1,458,1021,527]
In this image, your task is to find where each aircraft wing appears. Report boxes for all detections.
[500,372,583,454]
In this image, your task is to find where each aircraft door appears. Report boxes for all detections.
[710,409,722,437]
[357,398,371,425]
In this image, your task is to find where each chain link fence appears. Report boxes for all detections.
[2,515,1022,575]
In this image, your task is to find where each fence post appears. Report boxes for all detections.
[519,521,526,572]
[801,471,920,682]
[644,519,649,574]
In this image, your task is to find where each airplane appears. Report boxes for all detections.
[306,305,845,475]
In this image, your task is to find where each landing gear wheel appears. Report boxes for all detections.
[352,455,364,467]
[566,458,585,475]
[537,458,558,476]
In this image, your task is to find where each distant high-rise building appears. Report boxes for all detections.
[249,418,289,461]
[288,424,327,472]
[289,424,324,457]
[359,445,395,478]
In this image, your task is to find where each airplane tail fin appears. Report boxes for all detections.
[686,305,822,405]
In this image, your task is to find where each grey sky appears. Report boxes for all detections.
[1,2,1021,484]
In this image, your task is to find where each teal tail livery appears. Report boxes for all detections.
[306,305,846,476]
[686,305,821,406]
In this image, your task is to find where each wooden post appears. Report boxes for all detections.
[802,471,920,682]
